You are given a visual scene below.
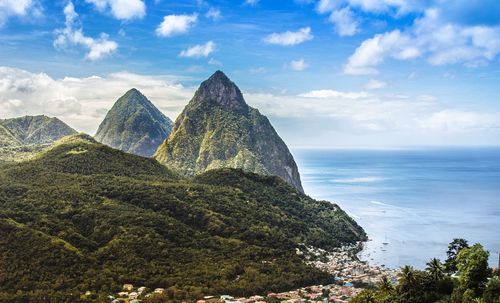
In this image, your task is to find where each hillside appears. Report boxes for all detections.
[0,115,77,145]
[0,134,365,301]
[0,124,22,147]
[0,115,77,162]
[95,88,173,157]
[154,71,304,192]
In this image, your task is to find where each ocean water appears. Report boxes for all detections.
[293,148,500,269]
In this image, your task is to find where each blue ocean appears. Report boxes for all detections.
[293,148,500,269]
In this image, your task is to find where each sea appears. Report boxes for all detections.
[293,148,500,269]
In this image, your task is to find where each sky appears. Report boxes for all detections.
[1,0,500,148]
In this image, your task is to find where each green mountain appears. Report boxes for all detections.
[154,71,304,192]
[0,133,365,301]
[0,115,77,146]
[95,88,173,157]
[0,115,77,162]
[0,124,22,147]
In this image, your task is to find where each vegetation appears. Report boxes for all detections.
[351,239,499,303]
[0,134,365,302]
[0,115,76,145]
[154,71,304,192]
[95,88,173,157]
[0,115,76,162]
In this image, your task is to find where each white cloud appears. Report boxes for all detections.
[299,89,369,99]
[85,0,146,20]
[263,27,313,46]
[0,0,37,26]
[345,8,500,74]
[365,79,387,89]
[156,13,198,37]
[344,29,419,74]
[205,8,221,21]
[288,59,309,71]
[316,0,337,14]
[329,7,359,36]
[244,0,259,6]
[0,66,194,134]
[54,1,118,61]
[2,66,499,147]
[179,41,215,58]
[243,88,500,147]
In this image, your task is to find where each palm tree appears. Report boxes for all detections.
[399,265,417,289]
[378,275,393,293]
[426,258,445,281]
[352,290,377,303]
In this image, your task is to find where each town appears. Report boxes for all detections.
[101,243,399,303]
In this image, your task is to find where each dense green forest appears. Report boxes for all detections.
[351,239,500,303]
[0,134,366,302]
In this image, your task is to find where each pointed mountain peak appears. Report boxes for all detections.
[118,88,149,106]
[95,89,173,157]
[207,70,231,83]
[125,87,141,96]
[192,70,248,113]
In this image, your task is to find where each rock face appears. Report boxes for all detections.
[154,71,304,192]
[95,88,173,157]
[0,115,77,146]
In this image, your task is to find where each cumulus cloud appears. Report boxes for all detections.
[179,41,215,58]
[0,66,194,134]
[1,66,499,147]
[0,0,39,27]
[288,59,309,71]
[263,27,313,46]
[344,29,419,74]
[345,8,500,74]
[54,1,118,61]
[316,0,337,14]
[330,7,359,36]
[156,13,198,37]
[244,88,500,146]
[85,0,145,20]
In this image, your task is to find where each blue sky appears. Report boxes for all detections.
[1,0,500,147]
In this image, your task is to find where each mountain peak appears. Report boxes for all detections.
[154,72,304,192]
[118,88,149,106]
[95,89,173,157]
[192,70,248,113]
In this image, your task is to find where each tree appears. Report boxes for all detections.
[427,258,445,281]
[350,290,377,303]
[482,277,500,303]
[399,265,418,290]
[446,239,469,273]
[377,275,393,293]
[463,288,478,302]
[456,244,490,293]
